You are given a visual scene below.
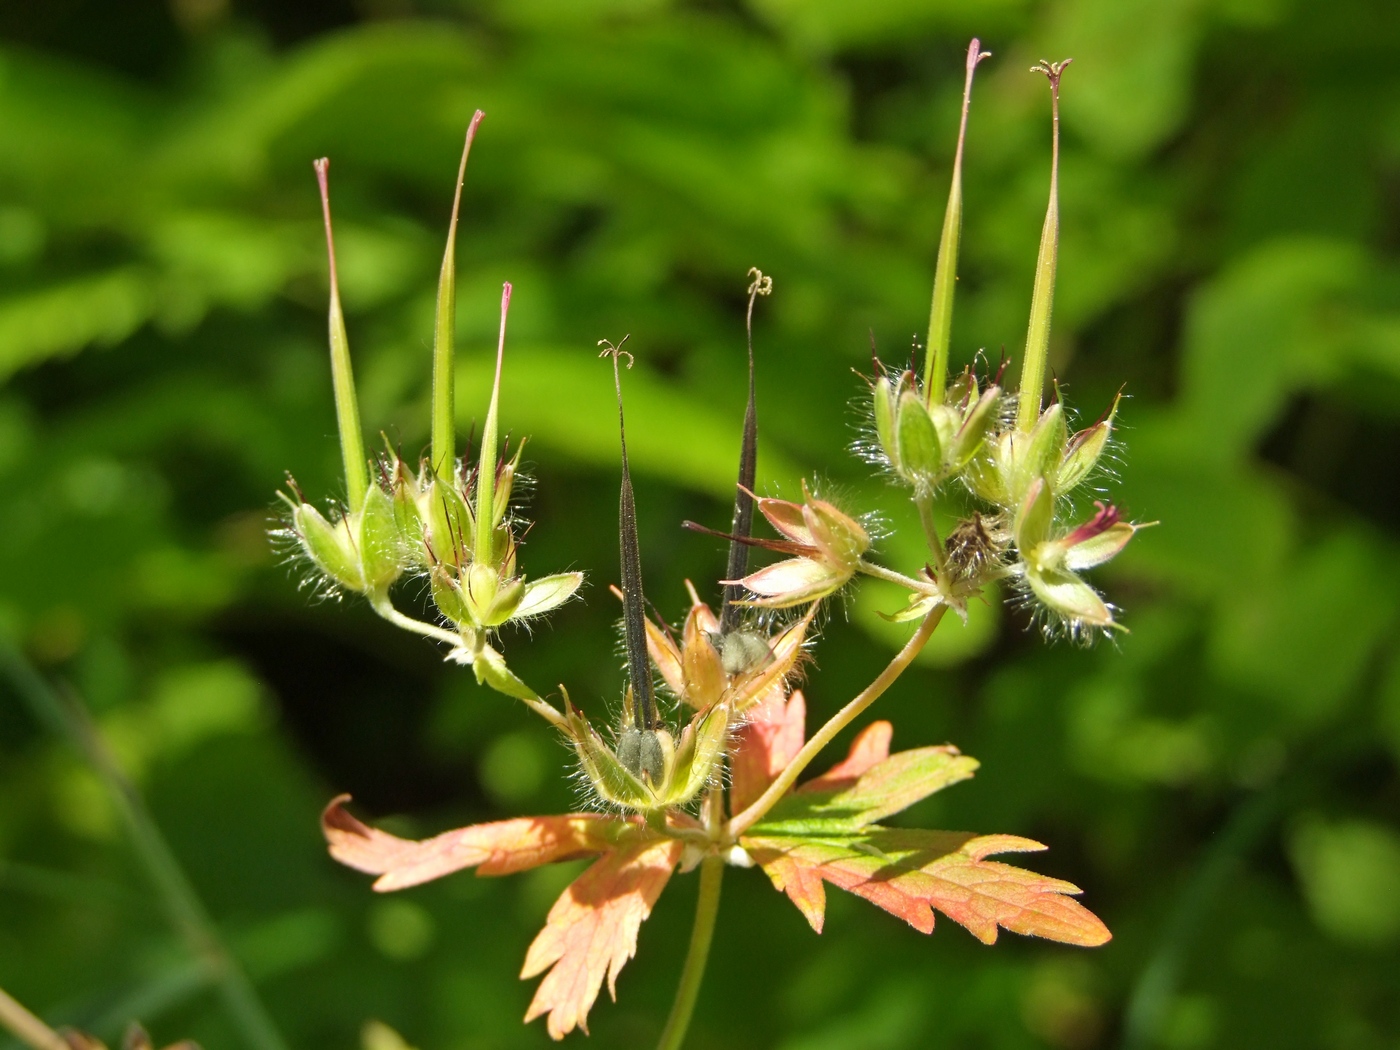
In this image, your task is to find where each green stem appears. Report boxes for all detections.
[369,592,466,647]
[0,647,289,1050]
[314,158,369,512]
[431,111,485,482]
[925,39,989,402]
[727,605,947,838]
[0,985,65,1050]
[654,854,724,1050]
[914,493,950,578]
[857,559,931,593]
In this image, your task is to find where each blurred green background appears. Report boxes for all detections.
[2,0,1399,1047]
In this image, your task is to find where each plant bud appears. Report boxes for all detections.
[430,564,471,626]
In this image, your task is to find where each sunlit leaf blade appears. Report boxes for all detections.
[321,796,622,891]
[730,688,806,813]
[521,836,684,1039]
[743,829,1111,946]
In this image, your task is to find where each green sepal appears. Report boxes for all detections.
[950,385,1001,470]
[567,703,657,811]
[1014,477,1055,552]
[513,572,584,620]
[425,476,473,568]
[895,389,942,486]
[872,376,899,469]
[1011,401,1066,504]
[467,565,524,628]
[388,460,425,565]
[430,565,471,627]
[1057,394,1119,492]
[491,440,526,527]
[294,503,363,591]
[1024,564,1112,627]
[357,482,403,592]
[656,703,729,807]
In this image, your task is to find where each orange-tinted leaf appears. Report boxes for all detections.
[743,828,1110,946]
[322,795,622,891]
[802,721,892,790]
[731,688,806,812]
[522,836,684,1039]
[756,726,978,835]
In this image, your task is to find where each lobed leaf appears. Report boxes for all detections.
[730,688,806,812]
[753,721,979,835]
[522,836,684,1039]
[743,828,1110,946]
[322,796,623,891]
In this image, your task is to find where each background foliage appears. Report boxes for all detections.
[2,0,1399,1047]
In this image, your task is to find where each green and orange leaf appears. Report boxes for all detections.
[522,836,684,1039]
[321,795,624,891]
[738,724,1111,947]
[744,829,1110,945]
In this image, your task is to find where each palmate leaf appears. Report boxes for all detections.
[322,797,684,1039]
[736,722,1111,946]
[322,795,623,890]
[522,837,684,1039]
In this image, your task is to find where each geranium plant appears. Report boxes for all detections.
[285,41,1140,1047]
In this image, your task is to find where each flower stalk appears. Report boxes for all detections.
[654,854,725,1050]
[727,605,947,839]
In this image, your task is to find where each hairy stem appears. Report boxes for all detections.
[1,647,289,1050]
[857,559,932,593]
[727,606,947,838]
[369,592,465,647]
[0,985,65,1050]
[654,854,724,1050]
[915,492,950,578]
